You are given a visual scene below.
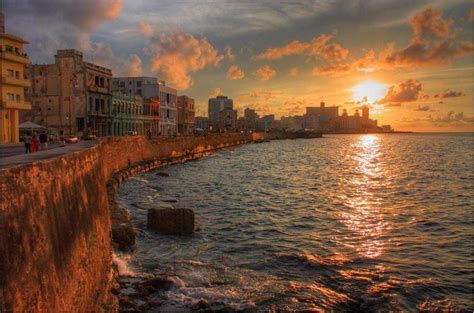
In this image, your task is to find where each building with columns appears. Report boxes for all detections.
[0,12,32,143]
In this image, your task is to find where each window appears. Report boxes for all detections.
[6,45,13,53]
[89,97,93,112]
[15,71,20,79]
[119,81,125,87]
[95,99,100,111]
[100,99,105,112]
[7,93,15,101]
[100,77,104,88]
[137,89,142,95]
[6,69,14,77]
[137,81,142,87]
[95,76,99,86]
[16,94,21,102]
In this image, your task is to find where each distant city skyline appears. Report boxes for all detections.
[2,0,473,132]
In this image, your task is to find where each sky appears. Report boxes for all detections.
[2,0,473,132]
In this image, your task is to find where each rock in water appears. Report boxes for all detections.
[147,208,195,235]
[156,172,170,177]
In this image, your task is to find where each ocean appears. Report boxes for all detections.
[117,133,474,311]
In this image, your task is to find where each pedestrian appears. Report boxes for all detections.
[147,129,152,140]
[31,135,39,152]
[24,132,32,154]
[59,130,66,147]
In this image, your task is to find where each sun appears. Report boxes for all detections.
[350,80,388,103]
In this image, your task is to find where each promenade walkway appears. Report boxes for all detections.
[0,140,98,169]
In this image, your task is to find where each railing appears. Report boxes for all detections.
[0,51,30,64]
[88,85,111,94]
[1,100,32,110]
[0,75,31,88]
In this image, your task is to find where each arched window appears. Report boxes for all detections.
[95,76,99,86]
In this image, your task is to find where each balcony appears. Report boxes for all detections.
[88,85,111,94]
[1,100,32,110]
[0,51,30,64]
[0,75,31,88]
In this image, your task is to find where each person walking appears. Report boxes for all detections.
[24,133,32,154]
[31,135,39,153]
[39,131,48,150]
[147,129,152,140]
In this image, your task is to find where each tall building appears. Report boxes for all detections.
[208,95,233,130]
[0,13,32,143]
[258,114,275,131]
[242,108,259,130]
[112,77,177,135]
[25,49,113,136]
[217,108,237,131]
[177,95,195,135]
[195,116,208,131]
[304,102,339,132]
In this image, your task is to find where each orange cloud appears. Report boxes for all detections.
[145,31,224,90]
[138,21,153,36]
[379,79,423,104]
[127,54,143,76]
[70,0,122,31]
[254,34,349,61]
[434,90,464,98]
[210,88,223,98]
[249,90,282,100]
[253,65,277,81]
[289,67,299,77]
[224,46,235,61]
[226,65,245,80]
[312,63,352,76]
[378,8,473,69]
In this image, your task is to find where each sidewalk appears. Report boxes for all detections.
[0,140,98,169]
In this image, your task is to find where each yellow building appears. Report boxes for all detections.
[0,13,31,144]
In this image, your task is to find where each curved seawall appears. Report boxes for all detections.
[0,133,263,312]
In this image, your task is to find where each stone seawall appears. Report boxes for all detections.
[0,132,262,312]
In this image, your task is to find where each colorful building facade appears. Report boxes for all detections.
[0,13,31,143]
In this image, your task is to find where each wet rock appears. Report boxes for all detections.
[119,296,139,310]
[139,277,175,292]
[147,208,195,235]
[161,197,178,203]
[112,223,136,251]
[156,172,170,177]
[191,299,210,311]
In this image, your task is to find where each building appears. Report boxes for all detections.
[195,116,208,131]
[111,92,154,136]
[0,13,32,143]
[241,108,259,130]
[25,49,113,136]
[280,115,304,131]
[217,108,237,131]
[208,95,233,130]
[304,102,339,132]
[177,95,195,135]
[143,98,160,136]
[258,114,275,131]
[112,76,177,136]
[337,105,378,133]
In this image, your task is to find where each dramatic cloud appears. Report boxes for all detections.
[380,79,423,103]
[312,63,352,76]
[253,65,277,81]
[415,105,431,111]
[378,7,474,69]
[226,65,245,80]
[289,67,299,77]
[434,90,464,98]
[224,46,236,61]
[138,21,154,36]
[127,54,143,76]
[431,111,474,125]
[145,31,224,89]
[254,34,349,61]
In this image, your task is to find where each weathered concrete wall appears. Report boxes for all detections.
[0,132,260,312]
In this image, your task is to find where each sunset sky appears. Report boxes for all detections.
[3,0,473,131]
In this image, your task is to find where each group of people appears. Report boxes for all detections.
[23,131,51,154]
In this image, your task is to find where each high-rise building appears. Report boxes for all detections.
[208,95,233,130]
[177,95,195,135]
[112,76,177,135]
[195,116,208,131]
[0,13,32,143]
[242,108,259,130]
[304,102,339,132]
[25,49,113,136]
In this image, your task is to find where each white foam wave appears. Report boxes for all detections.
[113,253,136,277]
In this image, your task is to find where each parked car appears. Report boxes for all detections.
[65,135,79,143]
